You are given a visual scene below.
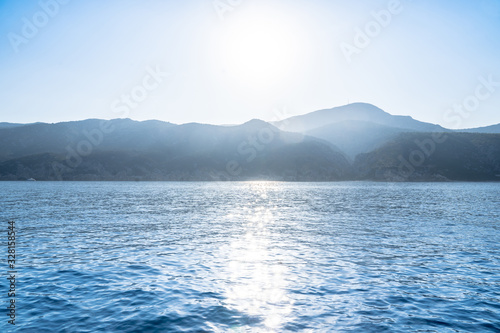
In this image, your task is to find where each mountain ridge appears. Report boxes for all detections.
[1,103,499,181]
[0,117,352,181]
[3,103,499,132]
[272,103,450,133]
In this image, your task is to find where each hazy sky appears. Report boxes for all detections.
[1,0,499,129]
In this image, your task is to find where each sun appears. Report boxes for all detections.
[219,13,303,88]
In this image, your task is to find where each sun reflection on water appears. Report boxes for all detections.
[222,183,294,331]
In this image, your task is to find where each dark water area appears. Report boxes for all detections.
[0,182,499,332]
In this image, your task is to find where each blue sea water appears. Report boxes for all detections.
[0,181,499,332]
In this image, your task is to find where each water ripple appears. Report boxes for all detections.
[0,182,499,332]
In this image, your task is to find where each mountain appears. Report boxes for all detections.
[272,103,449,158]
[273,103,447,133]
[0,122,27,129]
[354,132,500,181]
[1,104,499,182]
[461,123,500,134]
[0,119,176,162]
[305,120,411,159]
[0,119,351,181]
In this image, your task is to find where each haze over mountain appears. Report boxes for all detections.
[0,103,499,181]
[273,103,451,158]
[0,118,350,181]
[0,122,27,129]
[355,133,500,181]
[273,103,449,132]
[460,124,500,134]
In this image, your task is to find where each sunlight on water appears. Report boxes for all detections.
[1,182,499,332]
[220,184,294,332]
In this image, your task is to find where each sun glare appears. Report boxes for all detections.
[219,13,303,88]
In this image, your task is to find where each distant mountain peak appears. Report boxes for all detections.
[239,119,275,130]
[272,103,444,133]
[340,102,385,110]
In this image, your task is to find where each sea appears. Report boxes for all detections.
[0,181,499,332]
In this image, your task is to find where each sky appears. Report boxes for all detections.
[0,0,499,129]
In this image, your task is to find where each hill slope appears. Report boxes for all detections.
[305,120,411,159]
[272,103,449,157]
[0,119,351,181]
[461,124,500,134]
[353,133,500,181]
[273,103,447,133]
[1,104,500,182]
